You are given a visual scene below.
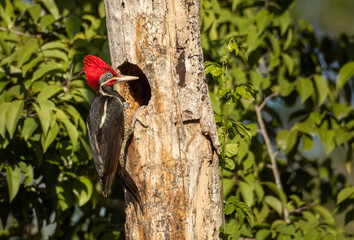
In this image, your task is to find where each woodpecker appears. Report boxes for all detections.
[83,55,146,212]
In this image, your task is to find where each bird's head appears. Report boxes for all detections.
[83,55,139,91]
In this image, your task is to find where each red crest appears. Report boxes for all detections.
[83,55,117,91]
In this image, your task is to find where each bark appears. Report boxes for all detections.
[104,0,222,239]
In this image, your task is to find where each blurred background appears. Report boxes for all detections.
[0,0,353,239]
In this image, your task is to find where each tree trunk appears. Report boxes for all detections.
[104,0,222,239]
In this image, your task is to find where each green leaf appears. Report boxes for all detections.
[239,180,254,206]
[65,16,81,41]
[318,124,335,155]
[6,100,24,138]
[313,205,334,224]
[337,187,354,204]
[297,78,314,103]
[225,143,238,157]
[74,177,93,206]
[256,10,272,35]
[227,38,239,55]
[302,134,314,152]
[254,183,264,202]
[235,85,255,101]
[18,162,33,187]
[1,0,15,28]
[264,195,282,215]
[313,75,329,105]
[223,178,235,197]
[276,129,298,153]
[22,55,41,76]
[33,100,53,136]
[18,38,38,66]
[278,77,294,96]
[0,103,10,138]
[282,53,294,75]
[74,88,95,104]
[32,62,64,82]
[39,14,55,30]
[225,157,235,170]
[276,224,295,235]
[262,182,287,205]
[41,121,58,153]
[28,4,41,23]
[38,85,62,101]
[225,203,236,215]
[42,0,60,20]
[336,61,354,89]
[56,109,78,150]
[283,29,293,50]
[21,117,38,141]
[43,49,69,63]
[42,41,67,52]
[5,165,22,203]
[256,229,271,240]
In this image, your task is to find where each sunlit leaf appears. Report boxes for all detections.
[337,187,354,204]
[18,162,34,187]
[28,4,41,23]
[65,16,82,41]
[5,165,22,203]
[336,61,354,89]
[262,182,287,205]
[264,195,282,216]
[18,38,38,66]
[41,121,59,153]
[239,180,254,206]
[0,103,10,138]
[21,117,38,141]
[38,85,62,101]
[5,100,24,138]
[313,75,329,106]
[42,0,60,19]
[73,177,93,206]
[56,109,78,150]
[32,62,64,82]
[225,143,238,157]
[297,78,314,103]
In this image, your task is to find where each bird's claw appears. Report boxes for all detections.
[132,105,148,128]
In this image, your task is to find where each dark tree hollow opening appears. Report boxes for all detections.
[117,61,151,107]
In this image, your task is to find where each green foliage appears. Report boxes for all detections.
[0,0,124,238]
[202,0,354,238]
[0,0,353,239]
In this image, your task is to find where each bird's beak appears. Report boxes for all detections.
[110,75,139,83]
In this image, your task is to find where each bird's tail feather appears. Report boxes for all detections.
[116,166,144,214]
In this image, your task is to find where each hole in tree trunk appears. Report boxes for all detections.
[116,61,151,107]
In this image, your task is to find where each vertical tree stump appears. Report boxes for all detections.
[104,0,222,239]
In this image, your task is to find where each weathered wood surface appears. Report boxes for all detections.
[104,0,222,239]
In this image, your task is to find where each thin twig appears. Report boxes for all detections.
[258,92,278,111]
[288,203,315,213]
[0,27,32,37]
[255,93,289,223]
[60,71,84,87]
[221,62,229,231]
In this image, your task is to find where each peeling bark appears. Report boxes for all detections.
[104,0,222,239]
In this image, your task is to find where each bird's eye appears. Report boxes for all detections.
[107,73,112,78]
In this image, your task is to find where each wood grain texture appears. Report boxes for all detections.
[104,0,222,239]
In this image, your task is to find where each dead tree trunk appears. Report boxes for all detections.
[104,0,222,239]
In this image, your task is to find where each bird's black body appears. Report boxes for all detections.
[87,73,143,212]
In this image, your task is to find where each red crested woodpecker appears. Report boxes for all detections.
[83,55,146,212]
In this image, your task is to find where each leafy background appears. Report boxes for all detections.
[0,0,353,239]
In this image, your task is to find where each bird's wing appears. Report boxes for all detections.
[87,96,125,196]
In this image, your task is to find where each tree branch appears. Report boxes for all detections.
[258,92,278,111]
[255,94,289,222]
[0,27,32,37]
